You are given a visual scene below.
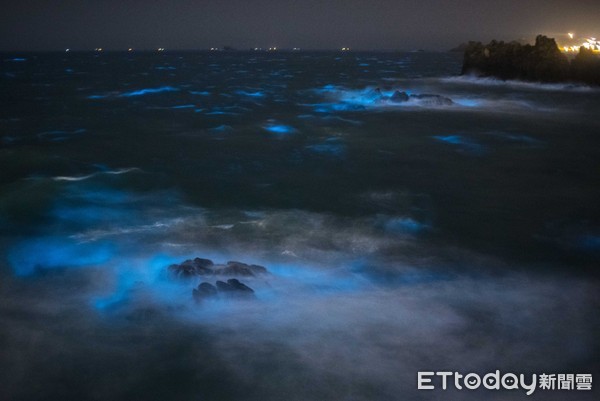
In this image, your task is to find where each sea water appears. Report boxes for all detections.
[0,51,598,400]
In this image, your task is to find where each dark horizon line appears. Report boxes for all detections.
[0,48,452,54]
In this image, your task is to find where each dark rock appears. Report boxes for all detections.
[389,90,409,103]
[214,261,264,277]
[198,282,218,293]
[215,279,255,297]
[449,42,469,53]
[168,257,268,286]
[364,87,384,102]
[249,264,268,274]
[571,47,600,86]
[168,257,214,278]
[226,278,255,293]
[215,280,234,292]
[193,282,218,301]
[459,35,598,84]
[192,258,214,269]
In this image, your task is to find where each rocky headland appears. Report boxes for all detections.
[461,35,600,85]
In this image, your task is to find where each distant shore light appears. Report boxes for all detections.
[560,36,599,53]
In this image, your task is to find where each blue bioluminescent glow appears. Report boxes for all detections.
[305,139,346,157]
[578,235,600,252]
[433,135,485,155]
[9,58,27,62]
[189,90,211,96]
[52,205,128,224]
[488,132,543,145]
[382,217,428,234]
[8,237,114,276]
[331,102,366,111]
[454,98,480,107]
[350,262,451,287]
[87,95,108,99]
[205,107,241,115]
[91,254,194,313]
[263,123,296,135]
[170,104,195,109]
[206,111,237,116]
[209,124,233,133]
[120,86,179,97]
[92,269,140,311]
[37,129,86,141]
[303,102,366,113]
[234,90,265,98]
[64,187,134,205]
[264,262,368,294]
[322,115,362,125]
[310,86,459,112]
[434,135,465,145]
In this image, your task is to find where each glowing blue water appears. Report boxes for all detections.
[120,86,179,97]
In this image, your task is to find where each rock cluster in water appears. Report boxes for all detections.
[167,258,267,302]
[369,88,454,106]
[168,258,267,278]
[193,279,255,302]
[461,35,600,85]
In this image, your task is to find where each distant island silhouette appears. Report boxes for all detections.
[460,35,600,86]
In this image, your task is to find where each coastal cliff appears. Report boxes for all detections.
[461,35,600,85]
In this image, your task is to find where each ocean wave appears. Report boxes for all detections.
[440,75,598,92]
[52,167,142,182]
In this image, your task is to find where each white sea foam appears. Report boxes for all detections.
[52,167,142,182]
[440,75,598,92]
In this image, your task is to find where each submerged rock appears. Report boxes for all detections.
[389,90,409,103]
[365,87,384,101]
[226,278,255,293]
[360,88,454,106]
[168,257,268,278]
[215,279,255,297]
[214,261,267,277]
[168,257,214,278]
[193,279,255,301]
[215,280,234,292]
[193,282,218,301]
[168,257,262,301]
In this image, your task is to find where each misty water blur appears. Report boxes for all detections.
[1,51,599,400]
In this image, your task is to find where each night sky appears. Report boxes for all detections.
[1,0,599,51]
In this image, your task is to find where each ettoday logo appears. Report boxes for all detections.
[418,371,593,395]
